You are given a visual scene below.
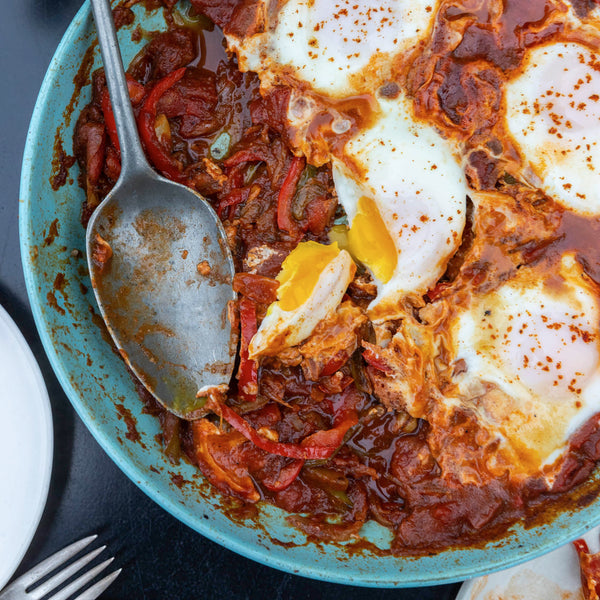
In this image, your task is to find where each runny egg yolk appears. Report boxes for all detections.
[347,196,397,284]
[276,241,342,311]
[249,240,356,357]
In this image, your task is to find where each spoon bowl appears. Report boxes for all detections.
[86,0,236,418]
[87,172,236,418]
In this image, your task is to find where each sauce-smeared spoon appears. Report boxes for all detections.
[86,0,236,418]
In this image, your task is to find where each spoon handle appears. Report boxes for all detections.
[90,0,154,180]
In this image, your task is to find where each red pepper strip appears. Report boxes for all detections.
[104,145,121,181]
[362,342,393,374]
[209,388,359,460]
[237,298,258,402]
[137,67,187,183]
[320,351,350,378]
[575,539,591,555]
[301,396,358,452]
[223,149,267,168]
[101,90,119,153]
[101,76,146,155]
[233,272,279,305]
[227,164,246,189]
[83,123,106,185]
[262,459,304,492]
[217,188,248,219]
[426,281,451,302]
[304,195,333,235]
[574,538,600,600]
[277,156,305,233]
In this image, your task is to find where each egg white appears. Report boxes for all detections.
[448,253,600,481]
[226,0,438,98]
[333,95,468,320]
[505,42,600,215]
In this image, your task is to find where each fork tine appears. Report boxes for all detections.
[28,546,106,600]
[11,535,98,589]
[72,568,122,600]
[46,558,114,600]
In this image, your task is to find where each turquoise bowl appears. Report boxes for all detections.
[19,1,600,587]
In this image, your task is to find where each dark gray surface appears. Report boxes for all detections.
[0,0,462,597]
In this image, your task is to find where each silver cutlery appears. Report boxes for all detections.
[0,535,120,600]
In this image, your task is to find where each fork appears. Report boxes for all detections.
[0,535,120,600]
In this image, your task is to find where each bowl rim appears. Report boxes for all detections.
[18,0,600,588]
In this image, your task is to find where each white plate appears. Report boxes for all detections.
[0,303,53,589]
[456,526,600,600]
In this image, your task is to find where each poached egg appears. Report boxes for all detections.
[505,42,600,215]
[249,241,356,357]
[448,252,600,481]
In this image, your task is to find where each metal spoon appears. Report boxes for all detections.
[86,0,236,419]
